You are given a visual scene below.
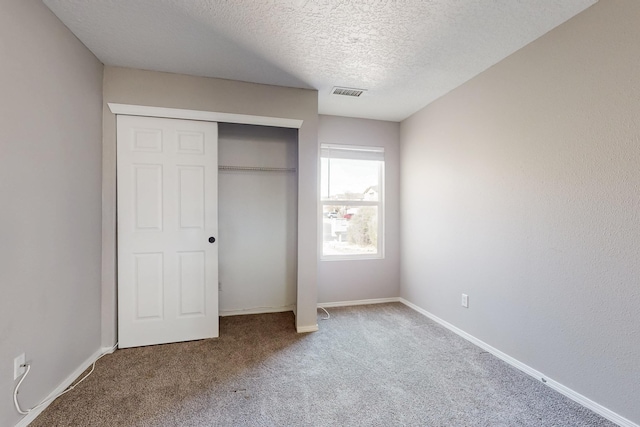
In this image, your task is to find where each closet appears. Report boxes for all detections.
[217,123,298,316]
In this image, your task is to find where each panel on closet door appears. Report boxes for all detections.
[178,166,205,229]
[178,251,206,317]
[134,164,163,230]
[177,131,205,155]
[134,253,164,320]
[132,129,163,152]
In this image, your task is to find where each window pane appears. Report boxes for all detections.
[323,158,380,201]
[322,205,378,256]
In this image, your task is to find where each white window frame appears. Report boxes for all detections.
[320,143,385,261]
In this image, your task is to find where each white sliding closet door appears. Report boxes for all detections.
[117,115,219,348]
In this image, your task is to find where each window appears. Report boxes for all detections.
[320,144,384,259]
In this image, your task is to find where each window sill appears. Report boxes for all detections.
[320,254,384,262]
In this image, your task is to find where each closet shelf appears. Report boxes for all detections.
[218,165,296,173]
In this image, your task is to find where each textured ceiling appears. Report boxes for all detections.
[43,0,597,121]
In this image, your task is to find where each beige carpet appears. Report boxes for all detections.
[30,303,613,426]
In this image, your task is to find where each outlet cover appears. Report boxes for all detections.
[461,294,469,308]
[14,353,26,380]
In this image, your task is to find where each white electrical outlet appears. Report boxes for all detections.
[14,353,26,380]
[461,294,469,308]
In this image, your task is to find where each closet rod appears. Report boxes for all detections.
[218,165,296,173]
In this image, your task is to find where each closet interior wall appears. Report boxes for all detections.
[217,123,298,315]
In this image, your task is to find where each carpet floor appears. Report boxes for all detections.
[31,303,614,426]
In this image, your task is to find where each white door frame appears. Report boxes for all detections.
[108,103,303,129]
[109,103,307,341]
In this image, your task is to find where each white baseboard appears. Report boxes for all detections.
[318,297,400,308]
[220,305,294,317]
[399,298,638,427]
[296,324,319,333]
[14,345,116,427]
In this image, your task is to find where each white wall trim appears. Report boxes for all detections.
[107,103,303,129]
[318,297,400,308]
[296,324,319,333]
[14,346,117,427]
[399,298,638,427]
[220,305,294,317]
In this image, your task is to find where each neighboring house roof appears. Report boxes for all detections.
[364,186,379,201]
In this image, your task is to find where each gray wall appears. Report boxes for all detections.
[318,115,400,303]
[400,0,640,423]
[218,124,298,315]
[0,1,104,426]
[102,66,319,342]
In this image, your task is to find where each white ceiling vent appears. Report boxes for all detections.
[331,87,366,97]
